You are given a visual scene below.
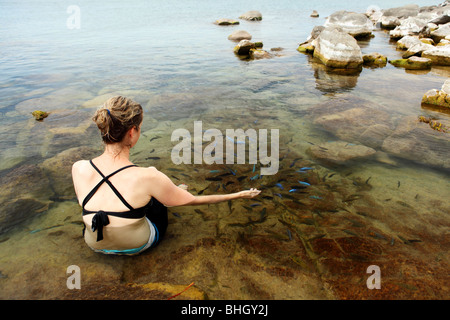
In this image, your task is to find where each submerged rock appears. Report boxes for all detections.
[309,95,395,149]
[381,115,450,169]
[308,141,376,164]
[0,164,53,234]
[324,11,374,38]
[239,10,262,21]
[311,27,363,69]
[389,56,432,69]
[228,30,252,41]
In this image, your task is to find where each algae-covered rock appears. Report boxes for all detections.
[215,18,239,26]
[297,42,315,54]
[421,46,450,65]
[233,40,255,56]
[421,79,450,109]
[31,110,49,121]
[363,53,387,67]
[389,56,432,69]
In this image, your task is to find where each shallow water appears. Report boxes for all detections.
[0,0,449,299]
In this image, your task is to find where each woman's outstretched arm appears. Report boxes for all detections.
[146,167,260,207]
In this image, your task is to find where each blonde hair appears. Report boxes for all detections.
[92,96,143,144]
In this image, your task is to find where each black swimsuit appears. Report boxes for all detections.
[82,160,168,246]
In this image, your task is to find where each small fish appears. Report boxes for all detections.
[145,156,161,160]
[390,237,395,246]
[149,149,155,153]
[274,193,282,198]
[250,174,259,180]
[365,176,371,184]
[260,207,267,221]
[229,168,236,176]
[297,181,310,186]
[172,212,181,218]
[289,157,302,168]
[275,183,284,190]
[398,181,401,188]
[228,200,232,214]
[209,170,221,173]
[328,173,336,178]
[226,135,246,145]
[206,177,222,181]
[252,164,256,173]
[194,209,205,215]
[287,229,292,240]
[250,203,262,207]
[297,167,314,172]
[171,175,180,180]
[289,189,301,193]
[309,196,322,200]
[150,135,161,142]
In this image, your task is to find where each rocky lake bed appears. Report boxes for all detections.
[0,2,449,300]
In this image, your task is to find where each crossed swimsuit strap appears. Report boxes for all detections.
[82,160,139,242]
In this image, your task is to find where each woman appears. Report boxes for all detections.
[72,96,261,255]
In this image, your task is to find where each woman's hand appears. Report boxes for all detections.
[177,183,188,190]
[237,188,261,199]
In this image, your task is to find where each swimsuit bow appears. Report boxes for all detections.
[91,210,109,242]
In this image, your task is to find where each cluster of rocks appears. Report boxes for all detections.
[298,3,450,71]
[214,10,262,25]
[307,94,450,169]
[216,10,283,60]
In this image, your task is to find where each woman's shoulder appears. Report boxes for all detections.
[72,159,90,172]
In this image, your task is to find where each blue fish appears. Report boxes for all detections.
[298,181,310,186]
[287,229,292,240]
[226,135,246,144]
[275,183,284,190]
[298,167,314,171]
[252,164,256,173]
[250,203,262,207]
[229,168,236,176]
[310,196,322,199]
[289,189,300,192]
[209,170,221,173]
[274,193,282,198]
[250,174,259,180]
